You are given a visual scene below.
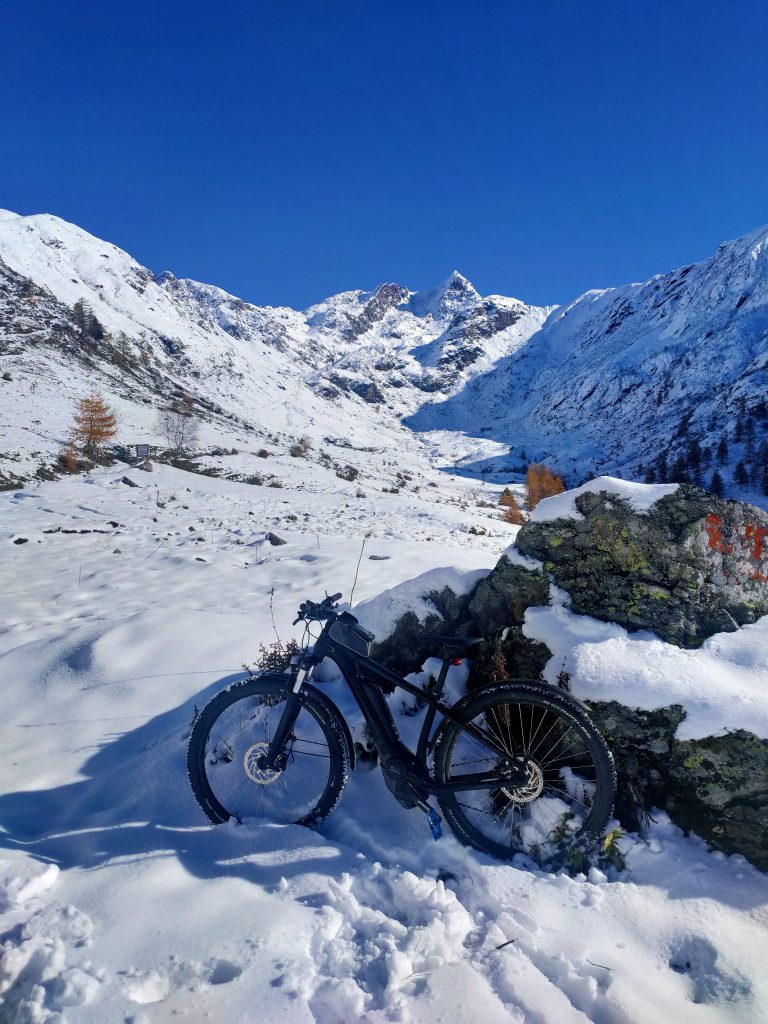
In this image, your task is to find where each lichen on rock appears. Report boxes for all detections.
[371,480,768,869]
[516,483,768,648]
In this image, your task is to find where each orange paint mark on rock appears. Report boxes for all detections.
[704,514,733,555]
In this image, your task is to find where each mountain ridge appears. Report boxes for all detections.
[1,208,767,507]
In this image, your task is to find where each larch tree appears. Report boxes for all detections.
[524,463,565,510]
[499,487,524,525]
[71,393,118,463]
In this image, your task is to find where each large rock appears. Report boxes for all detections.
[668,730,768,865]
[373,482,768,869]
[516,482,768,647]
[370,561,551,683]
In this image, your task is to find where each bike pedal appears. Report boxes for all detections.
[426,808,443,841]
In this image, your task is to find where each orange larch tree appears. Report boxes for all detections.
[499,487,524,525]
[525,462,565,510]
[71,393,118,463]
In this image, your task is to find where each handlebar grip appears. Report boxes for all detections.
[327,593,342,603]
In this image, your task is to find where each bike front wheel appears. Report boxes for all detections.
[433,680,615,862]
[187,675,350,827]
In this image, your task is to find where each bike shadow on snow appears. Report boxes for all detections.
[0,672,764,910]
[0,673,364,892]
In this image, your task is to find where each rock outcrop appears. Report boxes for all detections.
[373,482,768,869]
[516,483,768,647]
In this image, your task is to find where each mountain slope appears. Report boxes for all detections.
[2,209,768,507]
[0,209,550,488]
[408,225,768,498]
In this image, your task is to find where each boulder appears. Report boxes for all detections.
[515,482,768,648]
[373,481,768,869]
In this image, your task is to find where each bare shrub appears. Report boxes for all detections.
[157,397,199,456]
[254,639,302,672]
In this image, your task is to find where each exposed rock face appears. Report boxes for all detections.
[373,485,768,869]
[370,564,551,682]
[516,484,768,647]
[669,730,768,865]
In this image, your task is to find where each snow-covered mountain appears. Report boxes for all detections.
[2,208,768,506]
[410,225,768,497]
[0,209,550,488]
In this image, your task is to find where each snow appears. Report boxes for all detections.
[0,208,553,493]
[503,541,544,571]
[354,565,491,640]
[530,477,680,523]
[406,225,768,504]
[3,209,768,1021]
[523,594,768,740]
[1,466,768,1023]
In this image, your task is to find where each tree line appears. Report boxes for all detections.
[644,401,768,497]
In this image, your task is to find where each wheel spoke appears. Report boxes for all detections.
[436,689,610,860]
[190,682,346,828]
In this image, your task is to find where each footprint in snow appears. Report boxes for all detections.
[123,956,243,1004]
[668,935,751,1004]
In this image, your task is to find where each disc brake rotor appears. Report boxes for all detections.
[500,760,544,804]
[243,742,281,785]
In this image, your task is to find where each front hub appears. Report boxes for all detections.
[243,742,282,784]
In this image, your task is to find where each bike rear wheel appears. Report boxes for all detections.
[187,675,349,827]
[433,680,615,862]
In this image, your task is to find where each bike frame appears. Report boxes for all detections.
[265,614,522,798]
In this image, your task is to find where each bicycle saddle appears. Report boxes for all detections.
[420,634,483,653]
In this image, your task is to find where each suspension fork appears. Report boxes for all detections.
[265,661,311,769]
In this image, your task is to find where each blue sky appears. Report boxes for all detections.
[2,1,766,309]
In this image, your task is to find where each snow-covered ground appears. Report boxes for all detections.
[1,465,767,1023]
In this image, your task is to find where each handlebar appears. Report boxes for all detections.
[292,592,343,625]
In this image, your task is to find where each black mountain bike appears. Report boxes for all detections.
[187,594,616,862]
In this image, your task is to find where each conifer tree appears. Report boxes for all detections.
[709,470,724,497]
[670,454,688,482]
[71,393,118,463]
[500,489,524,524]
[686,437,702,476]
[525,463,565,510]
[72,298,106,343]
